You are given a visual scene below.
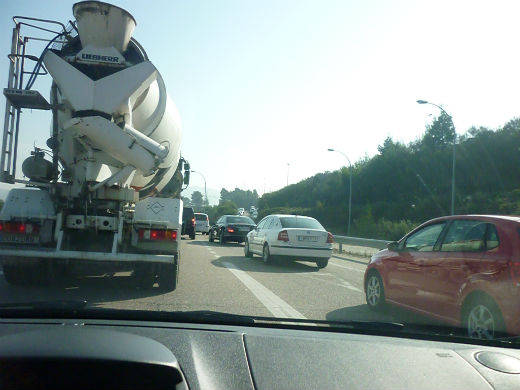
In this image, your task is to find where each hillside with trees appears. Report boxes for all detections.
[258,114,520,240]
[191,188,259,224]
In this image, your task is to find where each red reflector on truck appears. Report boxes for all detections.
[0,222,39,234]
[138,229,177,241]
[327,232,334,243]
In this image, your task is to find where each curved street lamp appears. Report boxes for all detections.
[190,169,207,212]
[416,99,456,215]
[328,148,352,236]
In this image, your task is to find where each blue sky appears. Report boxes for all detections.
[1,1,520,201]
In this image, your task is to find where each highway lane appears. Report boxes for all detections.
[0,234,440,328]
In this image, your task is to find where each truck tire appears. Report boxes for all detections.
[134,263,155,289]
[219,231,226,245]
[3,265,26,285]
[209,230,214,242]
[190,231,196,240]
[159,257,179,292]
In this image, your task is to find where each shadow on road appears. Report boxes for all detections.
[211,255,319,274]
[188,240,244,248]
[326,304,446,327]
[0,274,166,307]
[185,240,211,246]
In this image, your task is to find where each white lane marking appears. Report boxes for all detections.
[299,273,363,293]
[329,262,365,273]
[221,261,306,319]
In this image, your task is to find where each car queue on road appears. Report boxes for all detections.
[192,205,520,340]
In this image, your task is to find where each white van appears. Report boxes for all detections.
[194,213,210,234]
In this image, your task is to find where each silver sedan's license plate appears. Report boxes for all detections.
[298,235,318,242]
[0,234,39,244]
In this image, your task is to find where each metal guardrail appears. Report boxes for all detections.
[333,235,390,251]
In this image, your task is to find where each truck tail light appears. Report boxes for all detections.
[510,262,520,286]
[227,227,235,233]
[278,230,289,242]
[327,232,334,243]
[191,217,196,227]
[138,229,177,241]
[0,222,39,234]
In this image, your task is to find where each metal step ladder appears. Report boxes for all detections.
[1,25,51,184]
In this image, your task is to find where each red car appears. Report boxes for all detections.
[364,215,520,339]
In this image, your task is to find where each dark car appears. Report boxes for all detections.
[364,215,520,339]
[181,207,196,239]
[209,215,256,244]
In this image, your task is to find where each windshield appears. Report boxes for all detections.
[280,217,324,230]
[1,1,519,345]
[226,216,255,224]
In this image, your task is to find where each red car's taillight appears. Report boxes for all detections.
[510,262,520,286]
[138,229,177,241]
[191,217,196,226]
[327,232,334,244]
[0,222,39,234]
[278,230,289,242]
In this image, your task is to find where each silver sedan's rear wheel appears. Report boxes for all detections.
[366,272,385,310]
[244,239,253,258]
[262,244,272,265]
[316,259,328,269]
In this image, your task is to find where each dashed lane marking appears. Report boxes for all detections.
[328,262,365,273]
[298,273,363,293]
[221,261,306,319]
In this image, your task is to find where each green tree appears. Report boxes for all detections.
[191,191,204,211]
[421,111,456,150]
[219,187,258,208]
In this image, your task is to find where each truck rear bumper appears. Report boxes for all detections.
[0,249,175,264]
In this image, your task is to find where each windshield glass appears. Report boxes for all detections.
[280,217,324,230]
[1,0,519,344]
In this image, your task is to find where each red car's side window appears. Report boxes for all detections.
[440,220,486,252]
[486,224,499,250]
[440,220,499,252]
[403,223,446,252]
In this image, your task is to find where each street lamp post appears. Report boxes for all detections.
[328,148,352,236]
[191,170,207,212]
[416,100,456,215]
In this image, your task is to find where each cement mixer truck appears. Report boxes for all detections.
[0,1,189,291]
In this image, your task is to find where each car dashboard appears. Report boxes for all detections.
[0,317,520,389]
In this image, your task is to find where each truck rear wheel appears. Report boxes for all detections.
[3,262,47,285]
[134,263,155,289]
[159,257,179,292]
[3,265,26,285]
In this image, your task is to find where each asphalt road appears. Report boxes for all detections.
[0,234,438,326]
